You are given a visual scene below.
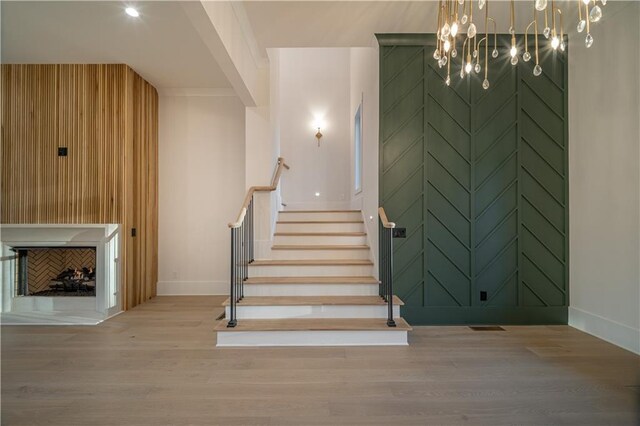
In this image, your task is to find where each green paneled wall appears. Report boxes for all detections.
[378,34,568,324]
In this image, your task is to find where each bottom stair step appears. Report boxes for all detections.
[214,317,411,347]
[221,296,403,319]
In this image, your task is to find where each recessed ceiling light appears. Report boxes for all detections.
[125,7,139,17]
[315,192,320,197]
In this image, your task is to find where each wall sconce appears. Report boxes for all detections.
[315,127,322,147]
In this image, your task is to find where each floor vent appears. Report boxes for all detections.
[469,326,505,331]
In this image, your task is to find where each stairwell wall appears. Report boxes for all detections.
[277,48,352,210]
[349,45,381,275]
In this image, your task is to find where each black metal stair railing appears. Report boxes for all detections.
[227,199,253,328]
[378,207,397,327]
[226,157,289,328]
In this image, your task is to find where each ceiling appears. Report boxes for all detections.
[2,1,588,90]
[241,1,552,53]
[243,1,438,51]
[1,1,231,89]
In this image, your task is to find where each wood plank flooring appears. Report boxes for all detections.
[2,296,639,425]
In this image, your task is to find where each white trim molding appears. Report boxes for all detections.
[569,306,640,355]
[157,281,227,296]
[159,88,237,97]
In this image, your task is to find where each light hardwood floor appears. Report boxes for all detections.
[2,296,639,425]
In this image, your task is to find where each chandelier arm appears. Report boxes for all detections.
[461,37,469,75]
[487,17,497,54]
[552,0,557,38]
[525,21,536,54]
[485,0,489,82]
[533,10,538,65]
[554,7,564,45]
[477,37,487,66]
[447,48,451,82]
[578,0,582,21]
[585,2,590,33]
[510,0,516,52]
[436,0,442,52]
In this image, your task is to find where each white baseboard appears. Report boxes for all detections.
[156,281,227,296]
[569,306,640,355]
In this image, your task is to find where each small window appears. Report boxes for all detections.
[354,102,363,194]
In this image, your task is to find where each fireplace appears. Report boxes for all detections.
[15,247,97,297]
[1,224,121,324]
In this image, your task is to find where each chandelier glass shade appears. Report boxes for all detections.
[434,0,606,89]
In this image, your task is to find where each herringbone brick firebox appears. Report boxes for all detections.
[20,248,96,296]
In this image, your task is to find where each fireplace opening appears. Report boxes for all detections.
[15,247,97,297]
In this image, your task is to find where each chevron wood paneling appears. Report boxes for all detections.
[378,34,568,324]
[1,64,158,309]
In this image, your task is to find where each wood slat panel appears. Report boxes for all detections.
[1,64,158,310]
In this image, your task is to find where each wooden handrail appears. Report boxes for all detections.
[378,207,396,229]
[228,157,290,228]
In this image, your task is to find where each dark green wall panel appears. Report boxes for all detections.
[378,34,568,324]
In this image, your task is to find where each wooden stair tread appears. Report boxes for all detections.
[222,295,404,307]
[277,220,364,224]
[274,232,366,236]
[215,317,412,332]
[272,245,369,250]
[279,210,361,213]
[251,259,373,266]
[245,276,379,284]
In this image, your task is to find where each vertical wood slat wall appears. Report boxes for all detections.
[1,64,158,310]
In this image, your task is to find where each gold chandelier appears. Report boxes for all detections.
[433,0,606,89]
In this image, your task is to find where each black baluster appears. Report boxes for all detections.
[228,228,237,327]
[238,219,244,300]
[379,221,382,298]
[243,217,247,299]
[387,227,396,327]
[249,197,254,263]
[236,226,239,302]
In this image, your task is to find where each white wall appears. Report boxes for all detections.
[158,94,245,295]
[349,45,380,272]
[568,1,640,354]
[278,48,352,210]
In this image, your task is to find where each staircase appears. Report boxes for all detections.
[215,209,411,346]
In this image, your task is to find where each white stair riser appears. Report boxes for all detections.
[279,212,362,221]
[275,222,365,233]
[244,283,379,297]
[226,305,400,319]
[216,330,408,346]
[268,249,371,260]
[250,264,373,277]
[274,235,367,245]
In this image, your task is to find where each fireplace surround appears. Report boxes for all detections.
[1,224,121,324]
